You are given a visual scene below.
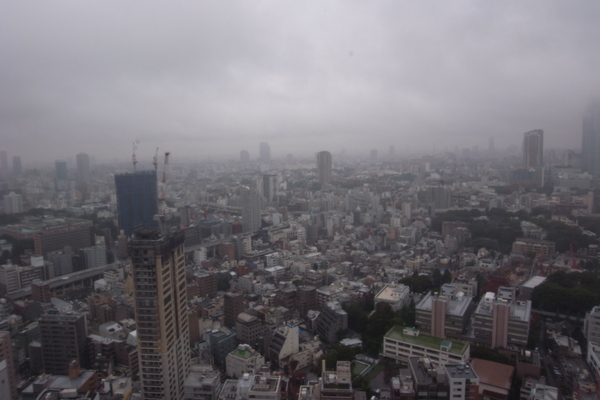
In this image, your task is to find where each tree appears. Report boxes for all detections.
[442,269,452,285]
[432,269,442,288]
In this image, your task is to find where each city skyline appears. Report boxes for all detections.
[2,2,600,162]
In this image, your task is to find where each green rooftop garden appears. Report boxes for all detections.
[384,326,467,355]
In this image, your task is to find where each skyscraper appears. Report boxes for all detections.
[240,187,261,233]
[259,142,271,163]
[523,129,544,169]
[262,174,278,203]
[583,101,600,175]
[55,160,68,180]
[240,150,250,163]
[115,170,158,236]
[11,156,21,176]
[39,312,89,375]
[76,152,90,184]
[0,151,8,178]
[316,151,332,185]
[130,229,190,400]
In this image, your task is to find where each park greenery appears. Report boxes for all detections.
[431,207,598,254]
[531,270,600,316]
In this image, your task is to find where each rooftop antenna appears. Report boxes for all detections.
[153,147,159,172]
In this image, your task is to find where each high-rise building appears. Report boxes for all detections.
[259,142,271,163]
[0,151,8,178]
[115,170,158,236]
[3,192,23,214]
[55,160,68,180]
[262,174,278,203]
[223,292,244,329]
[39,312,89,375]
[583,101,600,175]
[240,150,250,163]
[240,187,261,233]
[388,145,395,160]
[0,331,17,400]
[523,129,544,169]
[76,153,90,184]
[316,151,332,185]
[11,156,21,176]
[130,229,190,400]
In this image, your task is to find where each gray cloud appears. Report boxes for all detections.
[2,1,600,163]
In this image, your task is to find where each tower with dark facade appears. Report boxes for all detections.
[115,170,158,236]
[317,151,332,185]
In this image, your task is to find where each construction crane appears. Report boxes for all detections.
[152,147,159,172]
[132,141,139,171]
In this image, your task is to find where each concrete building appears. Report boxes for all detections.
[241,187,261,233]
[382,326,470,366]
[206,328,237,370]
[319,360,353,400]
[444,362,479,400]
[183,364,221,400]
[0,331,17,399]
[80,245,107,269]
[511,238,555,259]
[33,218,93,256]
[316,301,348,343]
[470,358,514,400]
[236,312,267,348]
[224,292,245,329]
[130,229,190,400]
[523,130,544,169]
[582,101,600,175]
[473,287,531,349]
[226,344,265,378]
[584,305,600,345]
[375,284,411,312]
[259,142,271,163]
[317,151,332,185]
[267,324,299,368]
[3,192,23,214]
[39,312,89,375]
[415,284,474,339]
[408,356,449,400]
[76,152,90,184]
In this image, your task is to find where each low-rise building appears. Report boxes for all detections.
[383,326,469,366]
[226,344,265,379]
[183,364,221,400]
[375,284,410,311]
[415,284,474,339]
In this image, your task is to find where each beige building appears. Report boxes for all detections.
[130,229,190,400]
[226,344,265,379]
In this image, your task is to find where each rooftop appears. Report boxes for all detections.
[385,326,468,355]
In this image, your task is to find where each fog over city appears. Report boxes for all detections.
[2,1,600,163]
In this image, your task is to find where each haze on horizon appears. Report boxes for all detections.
[2,1,600,164]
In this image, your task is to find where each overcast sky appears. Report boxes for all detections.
[2,1,600,164]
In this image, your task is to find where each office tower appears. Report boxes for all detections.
[262,174,278,203]
[11,156,21,176]
[370,149,378,162]
[0,331,17,400]
[240,150,250,163]
[223,292,244,329]
[76,152,90,183]
[523,129,544,169]
[115,170,158,236]
[240,187,261,233]
[259,142,271,163]
[316,151,332,185]
[55,160,68,180]
[0,151,7,177]
[130,229,190,400]
[583,101,600,175]
[39,312,89,375]
[388,145,395,160]
[3,192,23,214]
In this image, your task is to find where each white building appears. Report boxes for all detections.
[584,305,600,346]
[183,364,221,400]
[3,192,23,214]
[374,284,410,311]
[383,326,470,366]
